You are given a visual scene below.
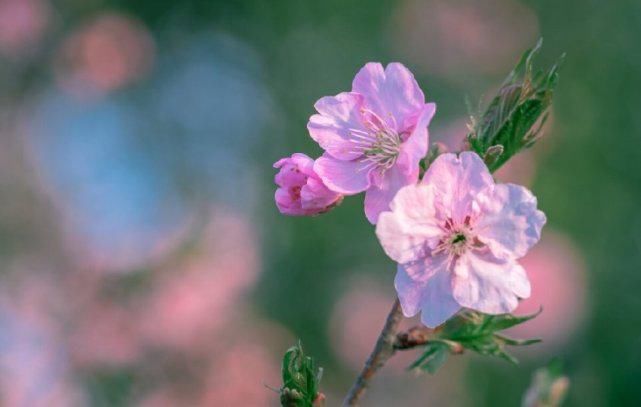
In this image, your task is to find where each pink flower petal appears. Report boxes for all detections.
[396,103,436,176]
[421,152,494,223]
[307,92,366,160]
[419,272,461,328]
[289,153,316,176]
[352,62,425,132]
[273,153,313,187]
[274,187,302,215]
[473,183,547,260]
[301,177,340,210]
[395,254,449,314]
[395,255,460,327]
[376,184,443,263]
[452,250,530,314]
[363,165,416,224]
[314,154,371,194]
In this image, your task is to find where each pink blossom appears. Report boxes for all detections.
[274,153,342,216]
[308,62,436,223]
[376,152,546,327]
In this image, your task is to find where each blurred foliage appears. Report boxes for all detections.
[84,369,135,407]
[522,360,570,407]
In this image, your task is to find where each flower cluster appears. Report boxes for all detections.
[274,62,546,328]
[274,62,435,223]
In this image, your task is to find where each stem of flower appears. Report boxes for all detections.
[342,299,403,406]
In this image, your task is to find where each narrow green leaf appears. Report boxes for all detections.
[483,309,542,332]
[495,349,519,365]
[409,342,450,374]
[422,347,449,374]
[408,344,442,370]
[495,334,542,347]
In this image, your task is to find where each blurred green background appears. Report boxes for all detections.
[0,0,639,405]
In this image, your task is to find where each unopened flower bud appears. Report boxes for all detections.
[274,153,342,216]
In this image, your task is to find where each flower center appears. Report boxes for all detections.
[350,109,403,172]
[443,229,471,256]
[291,186,301,200]
[450,232,467,245]
[362,131,402,169]
[433,217,479,258]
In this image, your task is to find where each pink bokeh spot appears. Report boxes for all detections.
[200,342,281,406]
[138,389,183,407]
[0,207,280,404]
[329,277,417,373]
[69,302,142,367]
[0,276,86,406]
[392,0,539,79]
[0,0,50,57]
[507,230,588,352]
[55,13,155,98]
[140,210,260,351]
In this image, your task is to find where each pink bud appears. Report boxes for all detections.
[274,153,342,216]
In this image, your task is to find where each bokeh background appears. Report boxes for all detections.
[0,0,639,405]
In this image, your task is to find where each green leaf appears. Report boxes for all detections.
[467,39,563,172]
[409,310,542,374]
[482,309,542,332]
[408,342,449,374]
[280,341,323,407]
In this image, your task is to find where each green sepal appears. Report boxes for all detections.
[408,342,449,373]
[410,310,542,374]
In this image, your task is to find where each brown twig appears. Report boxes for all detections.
[342,299,403,406]
[344,306,467,406]
[394,325,438,350]
[396,326,465,355]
